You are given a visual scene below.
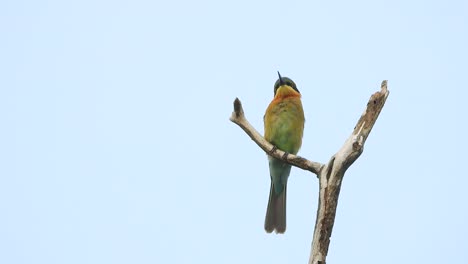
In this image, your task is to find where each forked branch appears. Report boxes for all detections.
[230,80,389,264]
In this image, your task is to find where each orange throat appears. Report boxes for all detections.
[274,85,301,100]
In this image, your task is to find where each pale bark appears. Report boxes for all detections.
[230,80,389,264]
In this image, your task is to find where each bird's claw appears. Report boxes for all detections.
[269,145,278,155]
[270,146,289,160]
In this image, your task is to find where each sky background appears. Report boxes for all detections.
[1,0,467,263]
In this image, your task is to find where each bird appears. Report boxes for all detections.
[264,72,305,234]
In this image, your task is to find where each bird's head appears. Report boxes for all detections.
[274,71,300,97]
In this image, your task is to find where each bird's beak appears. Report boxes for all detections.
[277,71,284,85]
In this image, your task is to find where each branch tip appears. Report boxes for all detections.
[381,80,388,92]
[233,98,243,118]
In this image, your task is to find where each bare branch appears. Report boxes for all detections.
[309,80,389,264]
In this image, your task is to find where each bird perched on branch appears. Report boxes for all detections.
[264,72,305,234]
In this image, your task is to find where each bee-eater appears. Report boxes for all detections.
[264,72,305,234]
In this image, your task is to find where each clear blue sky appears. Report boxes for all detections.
[1,0,467,263]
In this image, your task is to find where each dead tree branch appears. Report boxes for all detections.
[229,80,389,264]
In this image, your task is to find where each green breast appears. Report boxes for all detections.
[265,98,305,154]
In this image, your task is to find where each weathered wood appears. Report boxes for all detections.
[308,80,389,264]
